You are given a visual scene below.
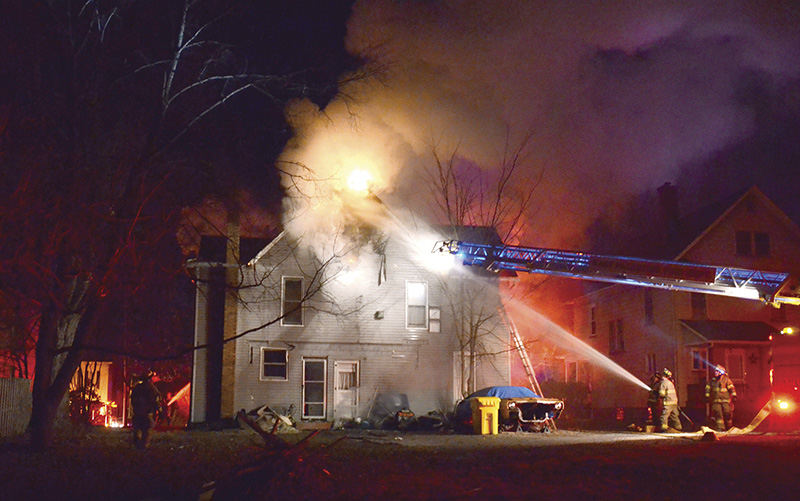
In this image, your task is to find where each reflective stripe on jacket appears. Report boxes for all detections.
[705,374,736,404]
[657,378,678,406]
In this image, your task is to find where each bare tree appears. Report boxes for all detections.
[425,133,542,397]
[0,0,365,449]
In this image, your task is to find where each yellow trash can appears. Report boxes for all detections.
[471,396,500,435]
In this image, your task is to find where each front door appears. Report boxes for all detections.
[333,361,359,422]
[302,358,326,419]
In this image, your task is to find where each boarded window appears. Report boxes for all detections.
[406,281,427,329]
[282,277,303,326]
[261,348,288,380]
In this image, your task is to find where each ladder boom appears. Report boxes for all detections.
[434,240,800,306]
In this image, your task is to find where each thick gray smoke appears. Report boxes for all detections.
[278,0,800,252]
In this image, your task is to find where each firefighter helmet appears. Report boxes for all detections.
[661,368,673,378]
[714,365,726,375]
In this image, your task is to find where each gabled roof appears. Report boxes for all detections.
[681,319,776,343]
[675,186,800,260]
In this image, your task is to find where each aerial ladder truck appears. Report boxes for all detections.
[434,239,800,427]
[433,239,800,307]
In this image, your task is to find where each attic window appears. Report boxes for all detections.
[735,231,770,257]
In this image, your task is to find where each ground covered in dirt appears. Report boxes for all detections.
[2,427,800,500]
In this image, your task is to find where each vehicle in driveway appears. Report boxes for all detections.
[453,386,564,433]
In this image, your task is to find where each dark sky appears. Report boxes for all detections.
[275,0,800,250]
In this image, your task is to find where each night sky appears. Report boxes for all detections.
[3,1,800,251]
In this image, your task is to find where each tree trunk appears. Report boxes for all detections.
[29,299,95,450]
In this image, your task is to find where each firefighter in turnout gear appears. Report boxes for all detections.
[645,372,663,429]
[705,365,737,430]
[656,368,682,432]
[130,370,162,449]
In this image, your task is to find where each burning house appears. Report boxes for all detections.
[188,223,513,427]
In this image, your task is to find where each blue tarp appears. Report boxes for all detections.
[467,386,541,399]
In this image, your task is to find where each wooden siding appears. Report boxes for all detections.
[571,188,800,423]
[230,234,510,422]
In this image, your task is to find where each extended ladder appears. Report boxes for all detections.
[500,308,557,431]
[435,240,800,306]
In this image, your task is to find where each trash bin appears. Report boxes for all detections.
[471,396,500,435]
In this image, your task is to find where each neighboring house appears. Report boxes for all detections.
[189,225,511,426]
[569,186,800,427]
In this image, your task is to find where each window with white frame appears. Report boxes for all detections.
[261,348,288,380]
[282,277,303,326]
[567,361,578,382]
[691,348,707,371]
[406,281,428,329]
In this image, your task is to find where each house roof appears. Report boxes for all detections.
[198,235,274,264]
[681,319,777,343]
[675,185,800,260]
[440,225,505,246]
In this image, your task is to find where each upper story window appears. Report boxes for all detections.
[644,289,654,325]
[646,353,657,374]
[609,318,624,353]
[691,292,707,319]
[282,277,303,326]
[736,231,770,257]
[589,306,597,337]
[691,348,707,371]
[406,281,428,329]
[261,348,288,380]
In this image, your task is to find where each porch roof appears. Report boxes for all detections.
[681,320,777,344]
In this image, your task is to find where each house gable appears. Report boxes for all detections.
[676,186,800,271]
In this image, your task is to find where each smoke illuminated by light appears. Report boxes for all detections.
[347,169,373,193]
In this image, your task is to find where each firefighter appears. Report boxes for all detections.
[130,370,162,449]
[656,368,682,432]
[705,365,737,431]
[645,371,663,429]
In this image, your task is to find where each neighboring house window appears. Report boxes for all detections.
[567,361,578,382]
[754,232,770,257]
[609,319,624,353]
[261,348,288,380]
[735,231,752,256]
[644,290,654,325]
[691,348,707,371]
[282,277,303,326]
[736,230,771,257]
[406,281,428,329]
[691,293,707,319]
[589,307,597,337]
[646,353,656,374]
